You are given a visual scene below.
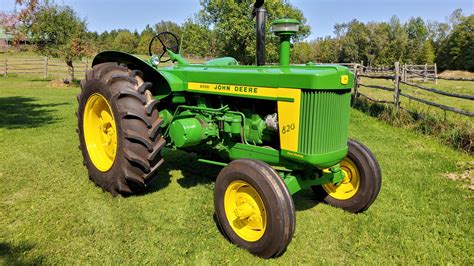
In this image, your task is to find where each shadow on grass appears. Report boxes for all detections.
[0,96,69,129]
[0,242,45,265]
[144,148,320,211]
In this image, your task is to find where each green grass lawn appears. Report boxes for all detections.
[1,77,473,264]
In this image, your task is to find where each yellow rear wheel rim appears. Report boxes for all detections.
[323,157,360,200]
[224,180,267,242]
[83,93,117,172]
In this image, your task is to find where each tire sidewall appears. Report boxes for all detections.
[323,140,381,212]
[78,78,126,193]
[214,159,294,258]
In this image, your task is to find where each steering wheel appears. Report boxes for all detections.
[148,31,180,63]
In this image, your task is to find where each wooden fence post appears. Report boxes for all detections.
[4,58,7,77]
[434,63,438,84]
[400,64,405,82]
[44,57,48,78]
[394,62,400,111]
[423,63,427,82]
[403,64,407,82]
[352,64,359,106]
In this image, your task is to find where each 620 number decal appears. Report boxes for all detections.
[281,123,295,134]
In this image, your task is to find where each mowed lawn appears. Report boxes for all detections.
[0,77,473,264]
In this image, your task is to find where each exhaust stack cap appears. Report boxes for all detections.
[271,19,300,36]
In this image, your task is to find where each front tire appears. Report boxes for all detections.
[312,139,382,213]
[77,62,166,195]
[214,159,295,258]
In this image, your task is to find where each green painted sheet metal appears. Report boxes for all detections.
[298,90,351,155]
[93,51,354,92]
[159,64,354,91]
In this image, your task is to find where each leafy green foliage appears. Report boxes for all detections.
[181,20,217,57]
[136,25,155,55]
[28,4,92,71]
[110,30,138,54]
[436,15,474,71]
[2,1,471,70]
[198,0,310,64]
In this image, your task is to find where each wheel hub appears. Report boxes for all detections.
[322,158,360,200]
[224,181,266,242]
[83,93,117,172]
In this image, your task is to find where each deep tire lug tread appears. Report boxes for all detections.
[130,69,144,79]
[145,158,165,181]
[123,169,145,187]
[125,152,151,173]
[106,74,138,87]
[122,111,152,128]
[124,130,154,152]
[148,138,166,162]
[149,118,164,140]
[138,82,152,94]
[114,91,147,105]
[145,100,160,115]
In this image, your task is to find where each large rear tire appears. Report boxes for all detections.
[214,159,295,258]
[77,62,166,195]
[312,139,381,213]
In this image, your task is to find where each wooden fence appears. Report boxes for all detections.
[1,56,90,79]
[354,62,474,117]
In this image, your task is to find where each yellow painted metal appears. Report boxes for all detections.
[277,88,301,152]
[188,82,278,99]
[340,75,349,85]
[224,180,267,242]
[322,157,360,200]
[83,93,117,172]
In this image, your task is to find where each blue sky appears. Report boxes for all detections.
[1,0,473,40]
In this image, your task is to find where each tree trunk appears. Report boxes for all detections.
[66,60,74,81]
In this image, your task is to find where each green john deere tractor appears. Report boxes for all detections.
[77,0,381,258]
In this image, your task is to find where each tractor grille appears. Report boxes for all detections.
[298,90,351,154]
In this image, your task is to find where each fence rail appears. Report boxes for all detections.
[1,56,90,79]
[353,62,474,117]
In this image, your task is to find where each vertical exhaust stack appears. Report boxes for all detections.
[253,0,266,66]
[271,19,300,66]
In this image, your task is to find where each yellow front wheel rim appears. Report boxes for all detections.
[224,180,267,242]
[83,93,118,172]
[323,158,360,200]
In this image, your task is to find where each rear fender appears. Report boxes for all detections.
[92,51,183,99]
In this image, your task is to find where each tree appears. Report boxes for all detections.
[111,30,137,54]
[181,19,216,57]
[405,17,428,63]
[0,0,41,45]
[310,37,338,63]
[337,19,370,63]
[137,25,155,55]
[293,41,312,63]
[198,0,310,64]
[419,40,435,64]
[427,20,450,53]
[154,21,181,37]
[29,4,93,79]
[387,16,408,63]
[436,15,474,71]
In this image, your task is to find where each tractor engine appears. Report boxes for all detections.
[167,107,277,148]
